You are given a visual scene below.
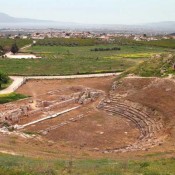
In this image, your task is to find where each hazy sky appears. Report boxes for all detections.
[0,0,175,24]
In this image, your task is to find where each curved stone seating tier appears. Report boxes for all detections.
[98,95,166,153]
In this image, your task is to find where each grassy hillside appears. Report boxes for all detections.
[122,54,175,77]
[0,153,175,175]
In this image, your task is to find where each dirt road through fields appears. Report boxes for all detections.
[0,73,120,94]
[0,76,26,95]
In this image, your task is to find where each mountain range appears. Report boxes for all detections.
[0,12,175,33]
[0,12,56,23]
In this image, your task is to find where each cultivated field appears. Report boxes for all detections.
[0,43,169,75]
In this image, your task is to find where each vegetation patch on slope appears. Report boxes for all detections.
[0,93,28,104]
[138,39,175,49]
[121,54,175,77]
[0,153,175,175]
[0,72,11,90]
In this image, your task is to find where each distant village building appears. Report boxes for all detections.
[99,35,109,41]
[21,36,28,39]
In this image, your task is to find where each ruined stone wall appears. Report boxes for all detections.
[0,105,30,124]
[0,88,103,126]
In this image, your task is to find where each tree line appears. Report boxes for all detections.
[90,47,121,52]
[34,42,80,47]
[33,38,107,47]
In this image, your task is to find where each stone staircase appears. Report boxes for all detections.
[98,91,166,153]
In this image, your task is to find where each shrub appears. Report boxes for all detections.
[0,72,9,89]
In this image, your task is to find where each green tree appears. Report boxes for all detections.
[0,72,9,89]
[10,43,19,54]
[0,45,4,56]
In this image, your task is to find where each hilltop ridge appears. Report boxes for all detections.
[0,12,175,33]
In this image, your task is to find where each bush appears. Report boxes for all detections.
[10,43,19,54]
[0,72,9,89]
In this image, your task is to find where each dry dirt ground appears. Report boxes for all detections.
[1,76,175,159]
[107,77,175,154]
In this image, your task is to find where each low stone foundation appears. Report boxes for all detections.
[0,87,103,126]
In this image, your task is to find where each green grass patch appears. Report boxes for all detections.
[105,53,160,60]
[0,153,175,175]
[0,55,136,76]
[0,38,32,49]
[120,54,175,77]
[0,93,28,104]
[137,39,175,49]
[0,79,13,90]
[27,45,165,57]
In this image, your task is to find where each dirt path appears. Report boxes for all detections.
[0,150,20,156]
[20,44,32,51]
[0,73,120,95]
[0,76,26,95]
[26,73,120,80]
